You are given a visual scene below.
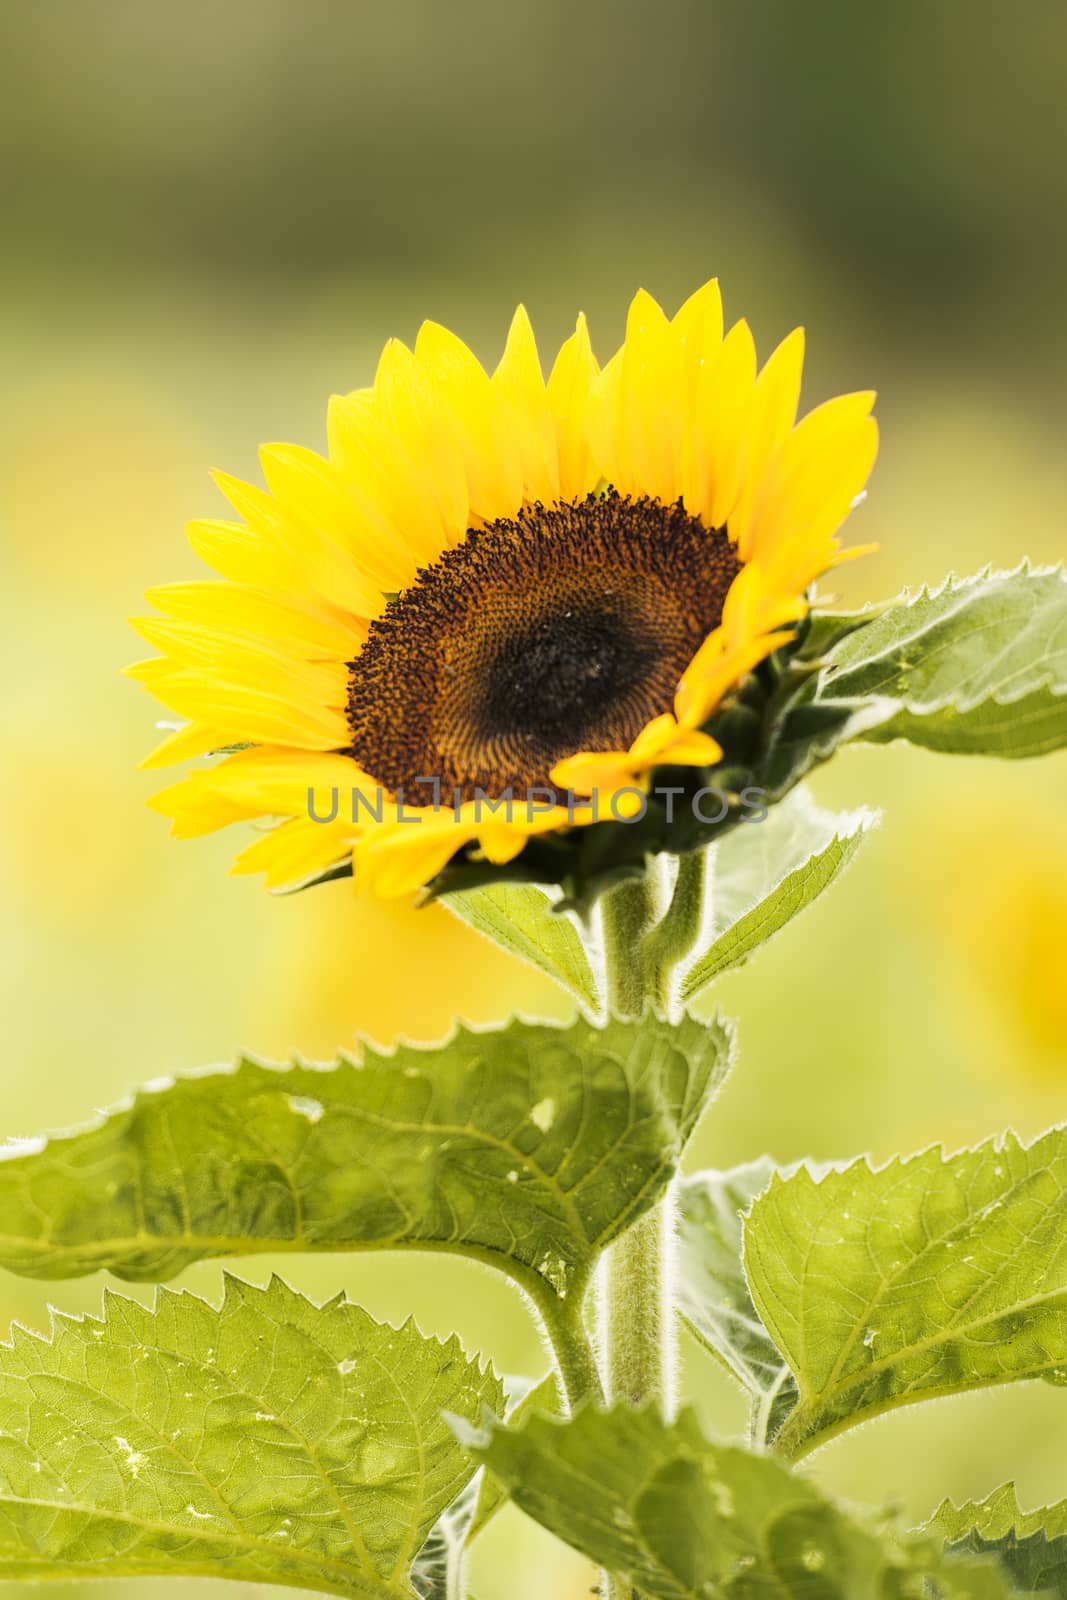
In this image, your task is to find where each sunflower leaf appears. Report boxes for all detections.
[0,1276,501,1598]
[412,1368,558,1595]
[676,1162,797,1446]
[793,601,895,661]
[463,1371,558,1545]
[452,1402,1017,1599]
[745,1128,1067,1460]
[410,1475,481,1599]
[928,1485,1067,1596]
[443,882,600,1009]
[678,787,877,1001]
[0,1012,731,1304]
[821,563,1067,759]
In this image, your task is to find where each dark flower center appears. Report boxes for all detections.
[346,492,742,801]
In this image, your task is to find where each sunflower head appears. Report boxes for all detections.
[129,282,877,907]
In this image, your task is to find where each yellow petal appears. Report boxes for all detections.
[414,320,525,521]
[744,390,877,556]
[675,626,797,728]
[654,728,724,766]
[324,391,446,580]
[139,662,349,750]
[184,517,373,620]
[356,815,477,899]
[148,773,266,838]
[149,746,376,841]
[208,472,383,618]
[476,824,533,866]
[493,305,560,505]
[373,338,470,549]
[139,721,234,770]
[671,278,724,405]
[143,580,366,659]
[551,750,627,797]
[627,711,683,765]
[232,816,358,889]
[682,318,758,528]
[752,413,879,582]
[553,713,723,799]
[130,616,325,677]
[202,746,375,809]
[546,313,602,501]
[732,327,806,557]
[614,288,682,501]
[476,812,579,864]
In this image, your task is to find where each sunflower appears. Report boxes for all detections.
[129,282,878,900]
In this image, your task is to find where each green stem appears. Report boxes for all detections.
[599,1203,675,1600]
[599,851,707,1022]
[641,848,707,1018]
[532,1278,604,1413]
[600,870,664,1016]
[602,1198,676,1410]
[596,856,710,1600]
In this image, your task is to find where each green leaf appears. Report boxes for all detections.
[410,1475,481,1599]
[443,882,600,1009]
[0,1275,502,1598]
[930,1485,1067,1596]
[825,564,1067,759]
[0,1011,732,1306]
[679,788,877,1002]
[453,1402,1017,1598]
[744,1128,1067,1459]
[793,602,895,662]
[676,1162,796,1445]
[754,566,1067,801]
[463,1372,558,1545]
[413,1370,559,1596]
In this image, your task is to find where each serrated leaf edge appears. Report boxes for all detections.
[752,1123,1065,1199]
[827,560,1067,717]
[746,1125,1067,1457]
[931,1482,1067,1542]
[0,1274,502,1600]
[0,1007,677,1161]
[681,795,880,998]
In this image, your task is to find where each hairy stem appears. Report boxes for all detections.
[532,1280,604,1412]
[595,856,710,1600]
[640,848,707,1016]
[598,850,708,1020]
[599,870,665,1015]
[602,1196,677,1410]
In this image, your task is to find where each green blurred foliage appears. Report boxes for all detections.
[1,5,1065,1597]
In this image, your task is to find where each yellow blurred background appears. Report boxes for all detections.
[2,5,1066,1596]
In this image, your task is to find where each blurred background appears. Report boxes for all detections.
[2,3,1066,1595]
